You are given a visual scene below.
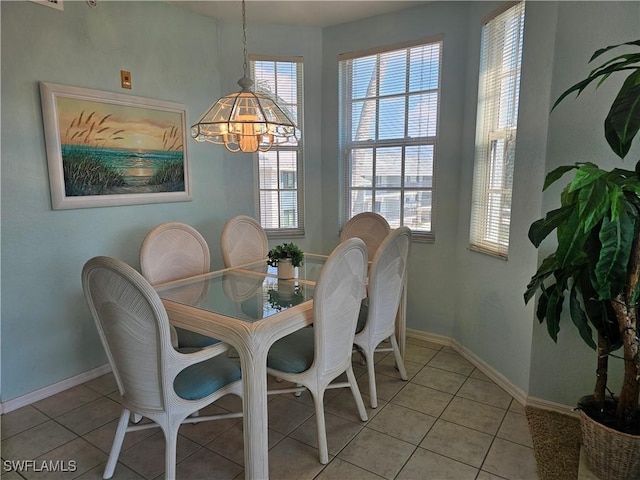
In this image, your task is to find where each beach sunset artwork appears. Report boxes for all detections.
[41,82,191,209]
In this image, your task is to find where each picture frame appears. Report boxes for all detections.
[40,82,192,210]
[30,0,64,11]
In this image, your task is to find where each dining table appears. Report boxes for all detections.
[154,252,407,480]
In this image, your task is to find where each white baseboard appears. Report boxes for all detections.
[406,329,576,414]
[0,364,112,414]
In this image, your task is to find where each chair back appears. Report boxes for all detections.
[220,215,268,267]
[340,212,391,261]
[313,238,368,379]
[82,256,175,412]
[140,222,210,285]
[366,226,412,339]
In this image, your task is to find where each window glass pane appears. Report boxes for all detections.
[409,44,441,91]
[260,191,279,228]
[279,191,298,228]
[378,97,405,140]
[405,145,433,187]
[351,189,373,216]
[352,100,376,141]
[379,50,407,96]
[407,92,438,138]
[376,147,402,187]
[351,149,373,187]
[376,190,401,228]
[278,151,297,189]
[259,152,278,190]
[352,56,377,99]
[405,190,432,231]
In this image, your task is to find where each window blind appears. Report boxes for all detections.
[469,1,525,258]
[251,56,304,236]
[339,37,442,240]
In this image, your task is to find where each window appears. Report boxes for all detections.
[339,38,442,240]
[251,56,304,236]
[469,2,525,258]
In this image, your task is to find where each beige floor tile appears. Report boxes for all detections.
[289,411,364,455]
[427,351,474,376]
[420,419,493,468]
[74,462,144,479]
[315,458,385,479]
[55,397,122,437]
[267,395,314,435]
[396,447,478,480]
[338,428,415,480]
[497,411,534,448]
[117,431,199,479]
[411,365,467,394]
[324,389,384,424]
[470,368,493,383]
[22,438,106,480]
[82,374,119,396]
[32,386,102,418]
[475,470,506,480]
[509,399,526,415]
[176,448,243,480]
[457,377,513,409]
[267,437,326,480]
[405,337,443,351]
[356,370,408,403]
[366,403,436,445]
[375,356,423,379]
[204,423,285,466]
[440,397,506,435]
[404,344,438,365]
[1,420,77,461]
[482,437,539,480]
[390,383,453,417]
[178,404,242,446]
[1,405,49,440]
[0,467,26,479]
[211,393,243,413]
[82,417,157,455]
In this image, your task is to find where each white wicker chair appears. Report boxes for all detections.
[220,215,268,268]
[266,238,369,464]
[140,222,218,349]
[82,256,243,480]
[353,226,411,408]
[340,212,391,261]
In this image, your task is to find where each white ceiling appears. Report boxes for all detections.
[169,1,428,28]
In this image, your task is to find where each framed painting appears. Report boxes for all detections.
[40,82,192,210]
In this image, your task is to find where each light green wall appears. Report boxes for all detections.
[3,0,639,409]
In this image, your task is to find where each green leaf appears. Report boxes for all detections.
[577,179,610,232]
[545,287,563,342]
[528,206,574,247]
[594,204,635,299]
[524,255,559,304]
[569,283,597,349]
[604,69,640,158]
[556,208,589,267]
[608,183,625,220]
[590,40,640,62]
[543,165,577,190]
[568,163,606,193]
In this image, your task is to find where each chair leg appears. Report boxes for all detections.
[313,390,329,464]
[162,423,179,480]
[364,348,378,408]
[390,334,408,380]
[104,409,130,479]
[346,365,368,421]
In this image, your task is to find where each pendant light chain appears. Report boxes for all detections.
[242,0,248,79]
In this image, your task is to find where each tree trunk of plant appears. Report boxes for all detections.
[610,233,640,425]
[594,332,609,408]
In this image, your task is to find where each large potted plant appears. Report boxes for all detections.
[525,39,640,480]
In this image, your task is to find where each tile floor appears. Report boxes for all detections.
[1,338,540,480]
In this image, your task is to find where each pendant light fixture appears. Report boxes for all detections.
[191,0,298,153]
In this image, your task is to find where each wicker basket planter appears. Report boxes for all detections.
[580,410,640,480]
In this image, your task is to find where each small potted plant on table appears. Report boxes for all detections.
[267,243,304,279]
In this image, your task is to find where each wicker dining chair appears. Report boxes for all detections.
[220,215,269,268]
[82,256,243,480]
[340,212,391,261]
[353,226,411,408]
[266,238,369,464]
[140,222,219,349]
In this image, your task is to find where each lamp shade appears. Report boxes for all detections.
[191,77,297,153]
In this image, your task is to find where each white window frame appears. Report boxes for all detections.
[469,1,525,258]
[250,55,304,237]
[338,36,443,241]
